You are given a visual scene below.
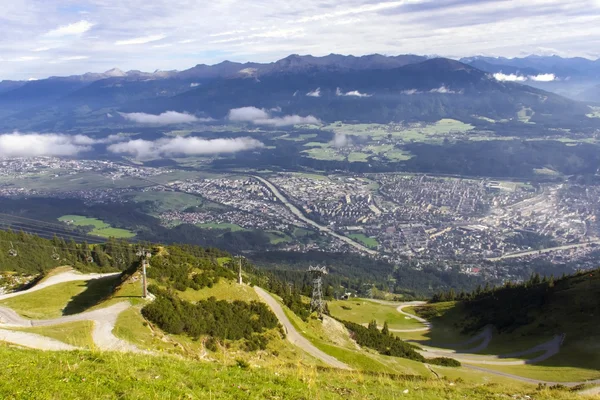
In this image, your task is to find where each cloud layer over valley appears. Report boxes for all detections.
[107,136,264,159]
[228,107,320,126]
[0,132,122,157]
[119,111,210,125]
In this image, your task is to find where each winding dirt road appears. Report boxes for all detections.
[0,270,143,353]
[389,301,600,392]
[254,286,352,370]
[0,270,120,302]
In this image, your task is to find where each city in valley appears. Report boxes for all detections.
[2,156,599,282]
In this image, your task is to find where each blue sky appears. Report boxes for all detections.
[1,0,600,80]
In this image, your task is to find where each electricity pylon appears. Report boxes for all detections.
[136,248,151,298]
[308,265,327,316]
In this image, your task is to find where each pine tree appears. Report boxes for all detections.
[368,320,378,331]
[382,321,390,336]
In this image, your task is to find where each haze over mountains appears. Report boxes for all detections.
[0,53,598,131]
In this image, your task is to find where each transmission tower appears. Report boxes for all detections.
[235,255,245,285]
[136,248,151,298]
[308,265,327,316]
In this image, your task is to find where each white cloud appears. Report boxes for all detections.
[209,30,246,37]
[401,89,421,95]
[228,106,320,127]
[306,88,321,97]
[429,85,459,94]
[45,20,94,37]
[190,82,200,87]
[529,73,556,82]
[493,72,528,82]
[294,1,408,23]
[0,132,109,157]
[336,88,371,97]
[107,136,264,159]
[60,56,89,61]
[228,107,270,122]
[32,46,54,52]
[493,72,557,82]
[119,111,207,125]
[115,34,167,46]
[330,132,350,148]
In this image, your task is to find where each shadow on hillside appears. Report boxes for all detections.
[62,275,122,315]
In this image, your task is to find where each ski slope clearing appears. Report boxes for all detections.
[0,269,143,352]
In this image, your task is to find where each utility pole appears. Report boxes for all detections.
[136,248,151,298]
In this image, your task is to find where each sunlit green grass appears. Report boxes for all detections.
[0,343,582,400]
[0,281,89,319]
[328,299,421,330]
[58,215,135,238]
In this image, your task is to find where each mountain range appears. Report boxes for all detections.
[0,54,598,131]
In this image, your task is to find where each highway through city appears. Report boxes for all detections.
[252,175,378,255]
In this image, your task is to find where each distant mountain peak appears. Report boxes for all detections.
[104,68,126,77]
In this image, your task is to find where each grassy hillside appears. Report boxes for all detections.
[0,344,588,400]
[408,268,600,381]
[328,299,421,330]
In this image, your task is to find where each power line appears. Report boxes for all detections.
[0,221,107,244]
[0,213,107,236]
[0,213,139,244]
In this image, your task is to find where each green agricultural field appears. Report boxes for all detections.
[290,172,329,181]
[293,227,315,237]
[321,119,473,143]
[347,152,370,162]
[196,222,247,232]
[302,147,345,161]
[347,233,379,249]
[58,215,135,238]
[303,141,329,148]
[266,230,292,244]
[384,149,413,161]
[124,191,204,214]
[328,299,422,331]
[276,133,318,141]
[3,171,149,192]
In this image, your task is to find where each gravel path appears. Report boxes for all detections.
[0,270,121,302]
[0,270,144,353]
[0,328,78,351]
[254,286,352,370]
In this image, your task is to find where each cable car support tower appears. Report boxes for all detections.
[308,265,327,316]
